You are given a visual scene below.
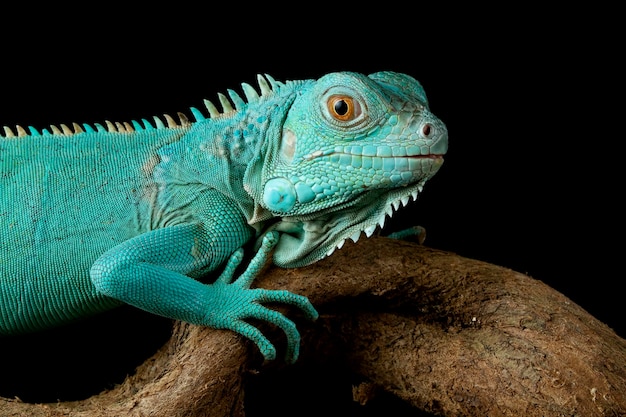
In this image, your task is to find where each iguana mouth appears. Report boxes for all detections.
[303,148,444,161]
[302,151,443,176]
[302,133,447,166]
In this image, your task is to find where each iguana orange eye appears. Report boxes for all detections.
[327,95,361,121]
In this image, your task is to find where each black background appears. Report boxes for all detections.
[0,4,622,412]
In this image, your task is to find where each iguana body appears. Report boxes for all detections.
[0,71,447,363]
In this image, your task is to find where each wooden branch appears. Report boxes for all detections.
[2,237,625,416]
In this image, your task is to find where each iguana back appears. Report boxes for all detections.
[1,129,183,330]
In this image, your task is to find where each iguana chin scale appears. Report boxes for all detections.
[0,71,447,363]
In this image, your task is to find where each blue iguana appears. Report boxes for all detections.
[0,71,447,363]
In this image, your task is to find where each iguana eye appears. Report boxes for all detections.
[327,95,361,121]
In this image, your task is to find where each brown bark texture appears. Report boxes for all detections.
[1,237,625,416]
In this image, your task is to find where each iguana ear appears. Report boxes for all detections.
[243,143,275,225]
[368,71,429,107]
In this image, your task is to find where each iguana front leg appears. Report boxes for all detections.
[90,223,317,363]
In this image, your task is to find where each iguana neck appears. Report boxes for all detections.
[152,89,299,232]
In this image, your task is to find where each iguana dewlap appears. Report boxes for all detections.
[0,71,447,363]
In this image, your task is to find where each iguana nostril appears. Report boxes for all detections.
[422,123,432,137]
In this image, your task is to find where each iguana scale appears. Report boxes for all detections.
[0,71,448,363]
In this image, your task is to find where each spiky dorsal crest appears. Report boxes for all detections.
[1,74,281,139]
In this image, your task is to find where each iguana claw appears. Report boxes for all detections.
[204,231,318,363]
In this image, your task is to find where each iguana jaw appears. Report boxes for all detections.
[261,147,445,268]
[266,174,437,268]
[261,135,446,216]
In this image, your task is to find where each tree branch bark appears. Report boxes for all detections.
[2,237,625,416]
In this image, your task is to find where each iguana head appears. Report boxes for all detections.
[250,71,448,267]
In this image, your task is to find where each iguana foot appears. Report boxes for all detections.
[386,225,427,244]
[204,231,318,363]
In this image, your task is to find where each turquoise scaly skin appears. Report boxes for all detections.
[0,71,447,363]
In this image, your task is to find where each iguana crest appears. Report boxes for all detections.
[1,74,284,138]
